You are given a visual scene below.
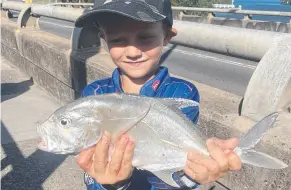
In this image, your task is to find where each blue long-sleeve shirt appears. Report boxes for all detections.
[81,66,200,190]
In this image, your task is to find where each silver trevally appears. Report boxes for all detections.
[37,93,288,187]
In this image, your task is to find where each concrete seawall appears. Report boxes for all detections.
[1,18,290,190]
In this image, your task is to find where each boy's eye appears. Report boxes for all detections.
[139,36,153,41]
[108,38,123,44]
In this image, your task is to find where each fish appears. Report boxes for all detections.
[36,93,288,188]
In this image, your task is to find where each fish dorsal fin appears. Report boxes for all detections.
[158,98,199,110]
[150,168,182,188]
[118,93,199,110]
[100,103,151,144]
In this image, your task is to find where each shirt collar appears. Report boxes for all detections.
[112,67,170,96]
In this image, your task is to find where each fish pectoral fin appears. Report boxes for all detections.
[102,104,151,143]
[151,168,181,188]
[158,98,199,110]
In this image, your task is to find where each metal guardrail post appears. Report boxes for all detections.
[207,12,215,24]
[70,25,105,94]
[17,5,38,28]
[17,6,32,28]
[1,9,12,19]
[243,14,252,21]
[1,2,37,29]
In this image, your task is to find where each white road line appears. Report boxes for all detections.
[164,46,256,70]
[39,20,74,29]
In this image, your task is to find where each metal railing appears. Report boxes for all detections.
[2,2,291,22]
[50,2,93,8]
[1,1,86,22]
[49,3,291,23]
[49,3,291,18]
[171,7,291,18]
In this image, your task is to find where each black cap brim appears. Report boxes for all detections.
[75,0,166,28]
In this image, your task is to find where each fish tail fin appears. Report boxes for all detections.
[234,148,287,169]
[234,112,288,169]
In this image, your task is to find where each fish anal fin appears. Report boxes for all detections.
[151,168,181,188]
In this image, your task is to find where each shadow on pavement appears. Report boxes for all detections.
[1,121,68,190]
[159,44,177,65]
[1,77,34,102]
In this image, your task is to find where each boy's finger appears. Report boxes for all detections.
[109,135,129,174]
[193,155,220,176]
[93,132,111,174]
[118,139,135,178]
[207,139,229,172]
[212,137,239,150]
[228,152,242,171]
[187,152,204,162]
[76,146,95,171]
[185,160,209,183]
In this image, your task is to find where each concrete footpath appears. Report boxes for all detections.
[1,57,86,190]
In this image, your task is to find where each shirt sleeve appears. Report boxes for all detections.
[181,89,200,125]
[84,172,132,190]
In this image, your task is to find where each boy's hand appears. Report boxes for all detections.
[76,131,136,185]
[184,137,242,184]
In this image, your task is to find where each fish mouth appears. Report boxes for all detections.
[37,125,49,152]
[37,140,49,152]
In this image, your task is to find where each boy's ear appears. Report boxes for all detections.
[163,27,177,46]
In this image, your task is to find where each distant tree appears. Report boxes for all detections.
[171,0,230,16]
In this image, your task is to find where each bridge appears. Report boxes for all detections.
[1,1,291,190]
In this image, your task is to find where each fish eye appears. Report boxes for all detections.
[60,118,69,126]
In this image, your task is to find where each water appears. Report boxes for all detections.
[215,0,291,23]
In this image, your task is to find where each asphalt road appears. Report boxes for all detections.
[8,13,258,97]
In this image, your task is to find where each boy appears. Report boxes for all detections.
[74,0,242,189]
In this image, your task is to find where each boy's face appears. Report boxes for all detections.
[99,16,176,80]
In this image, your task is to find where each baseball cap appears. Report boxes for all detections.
[75,0,173,28]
